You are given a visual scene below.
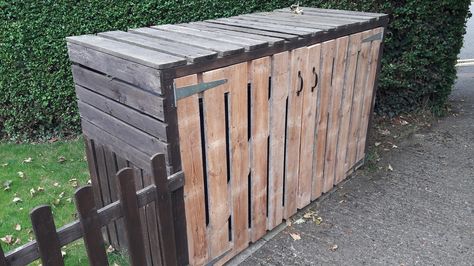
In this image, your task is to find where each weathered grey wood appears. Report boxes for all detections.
[274,9,375,21]
[185,22,285,46]
[99,30,218,63]
[277,7,384,18]
[150,154,178,266]
[154,24,269,51]
[207,18,317,37]
[30,205,64,266]
[71,65,165,121]
[171,186,189,266]
[244,12,359,28]
[75,186,108,266]
[67,43,162,94]
[67,35,187,69]
[78,102,170,162]
[117,168,147,266]
[196,21,300,41]
[5,172,183,266]
[130,27,245,57]
[239,13,339,30]
[76,85,168,141]
[0,245,6,266]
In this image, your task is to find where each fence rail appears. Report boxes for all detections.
[0,154,184,266]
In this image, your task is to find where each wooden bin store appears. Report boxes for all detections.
[67,7,388,266]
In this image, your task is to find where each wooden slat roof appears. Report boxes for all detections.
[67,7,388,71]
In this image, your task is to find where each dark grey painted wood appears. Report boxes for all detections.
[98,30,218,63]
[67,35,187,69]
[67,43,163,94]
[75,85,168,142]
[154,24,269,51]
[130,27,245,57]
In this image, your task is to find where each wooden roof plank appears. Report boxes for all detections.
[98,31,218,64]
[276,7,384,18]
[152,24,269,51]
[129,27,245,57]
[66,35,187,69]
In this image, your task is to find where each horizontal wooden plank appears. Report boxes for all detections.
[67,35,187,69]
[154,24,269,51]
[276,7,386,19]
[78,102,170,161]
[131,27,245,57]
[185,22,285,46]
[67,43,162,94]
[75,85,168,142]
[98,30,218,64]
[5,174,183,266]
[196,21,300,41]
[240,13,339,30]
[71,65,165,120]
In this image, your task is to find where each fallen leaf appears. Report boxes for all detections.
[23,157,33,163]
[107,245,115,253]
[12,197,22,203]
[314,216,323,225]
[3,180,12,191]
[66,197,72,203]
[58,192,65,198]
[379,129,391,136]
[57,156,66,163]
[1,163,8,167]
[13,238,21,245]
[400,119,409,126]
[53,198,61,205]
[30,188,37,197]
[374,142,381,147]
[303,210,316,219]
[17,172,25,178]
[14,224,21,231]
[388,164,394,171]
[87,179,92,185]
[289,232,301,241]
[53,182,60,187]
[61,250,67,257]
[49,137,58,143]
[37,186,44,192]
[329,244,338,251]
[1,235,14,244]
[392,144,398,149]
[294,218,305,225]
[286,220,292,227]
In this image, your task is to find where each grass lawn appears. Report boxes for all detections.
[0,137,128,265]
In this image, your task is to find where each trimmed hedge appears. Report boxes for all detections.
[0,0,471,140]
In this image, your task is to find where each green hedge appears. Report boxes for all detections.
[0,0,471,140]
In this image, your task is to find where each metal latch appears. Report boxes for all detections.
[174,79,227,105]
[362,32,383,43]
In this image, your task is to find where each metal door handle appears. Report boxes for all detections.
[296,71,303,96]
[311,67,318,92]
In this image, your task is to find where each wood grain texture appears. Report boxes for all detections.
[356,27,384,163]
[175,74,209,265]
[249,57,270,242]
[297,43,321,208]
[284,47,308,219]
[312,39,336,200]
[267,52,290,229]
[75,186,108,266]
[202,66,231,258]
[346,29,373,172]
[196,22,299,41]
[323,36,350,193]
[117,168,147,266]
[30,205,64,266]
[334,32,363,184]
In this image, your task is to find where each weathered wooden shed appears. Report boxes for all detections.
[67,6,388,265]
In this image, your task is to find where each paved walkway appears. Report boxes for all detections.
[234,12,474,265]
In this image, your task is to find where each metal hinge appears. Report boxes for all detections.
[362,32,383,43]
[174,79,227,105]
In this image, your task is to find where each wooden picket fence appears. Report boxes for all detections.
[0,154,183,266]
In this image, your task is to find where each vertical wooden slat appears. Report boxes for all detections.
[117,168,147,266]
[250,57,270,241]
[30,205,65,266]
[142,169,164,266]
[323,36,350,193]
[356,27,384,162]
[95,144,118,247]
[170,187,189,266]
[224,62,250,259]
[284,47,308,219]
[0,244,7,266]
[267,52,290,229]
[312,39,336,200]
[346,29,374,172]
[176,74,209,265]
[202,67,231,258]
[75,186,108,266]
[297,43,321,208]
[151,154,178,266]
[335,32,363,184]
